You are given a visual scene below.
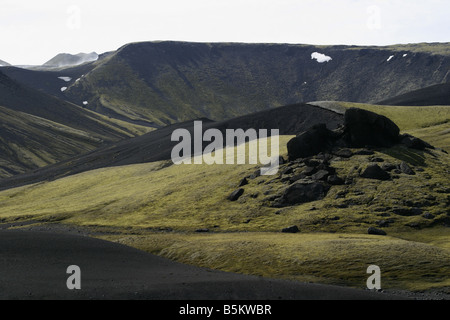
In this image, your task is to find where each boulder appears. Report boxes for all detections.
[343,108,400,147]
[392,207,423,216]
[228,188,244,201]
[327,175,345,185]
[311,170,330,181]
[274,181,331,207]
[360,164,391,180]
[238,177,249,187]
[302,166,318,176]
[287,124,334,161]
[399,162,415,175]
[333,148,353,158]
[422,213,435,219]
[282,225,300,233]
[368,227,387,236]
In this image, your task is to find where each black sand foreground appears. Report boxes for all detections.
[0,230,406,300]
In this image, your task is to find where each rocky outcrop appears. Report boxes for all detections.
[360,164,391,181]
[287,108,432,162]
[273,181,331,207]
[342,108,400,148]
[286,124,335,160]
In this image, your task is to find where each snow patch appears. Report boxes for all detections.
[58,76,72,82]
[311,52,332,63]
[403,54,408,58]
[387,55,394,62]
[83,101,89,105]
[61,87,68,92]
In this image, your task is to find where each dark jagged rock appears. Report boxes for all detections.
[369,157,385,163]
[381,163,397,172]
[302,166,318,176]
[368,227,387,236]
[249,169,261,179]
[287,124,334,161]
[304,159,322,167]
[327,175,345,185]
[281,225,300,233]
[423,213,435,219]
[360,164,391,180]
[238,178,249,187]
[354,149,375,156]
[311,170,330,181]
[228,188,244,201]
[399,162,415,175]
[392,207,423,216]
[343,108,400,148]
[333,148,353,158]
[273,181,331,207]
[282,167,294,175]
[287,108,433,166]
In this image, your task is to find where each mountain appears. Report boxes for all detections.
[4,42,449,129]
[0,70,151,178]
[0,103,343,190]
[43,52,99,68]
[60,41,449,127]
[378,82,450,106]
[0,59,11,67]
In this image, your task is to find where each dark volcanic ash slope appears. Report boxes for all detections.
[378,82,450,106]
[0,71,149,178]
[60,41,449,126]
[0,64,96,102]
[0,71,141,140]
[0,103,343,191]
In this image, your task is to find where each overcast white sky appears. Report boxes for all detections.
[1,0,449,65]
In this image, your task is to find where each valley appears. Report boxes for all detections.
[0,41,449,299]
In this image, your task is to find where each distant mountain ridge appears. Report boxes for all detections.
[0,59,11,67]
[43,52,99,68]
[3,42,449,129]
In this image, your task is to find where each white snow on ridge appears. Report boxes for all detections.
[58,76,72,82]
[61,87,68,92]
[387,55,394,62]
[311,52,332,63]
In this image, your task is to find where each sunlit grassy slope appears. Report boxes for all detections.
[0,104,449,292]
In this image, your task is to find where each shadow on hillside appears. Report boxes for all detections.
[379,145,435,167]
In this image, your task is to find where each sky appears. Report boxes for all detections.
[1,0,449,65]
